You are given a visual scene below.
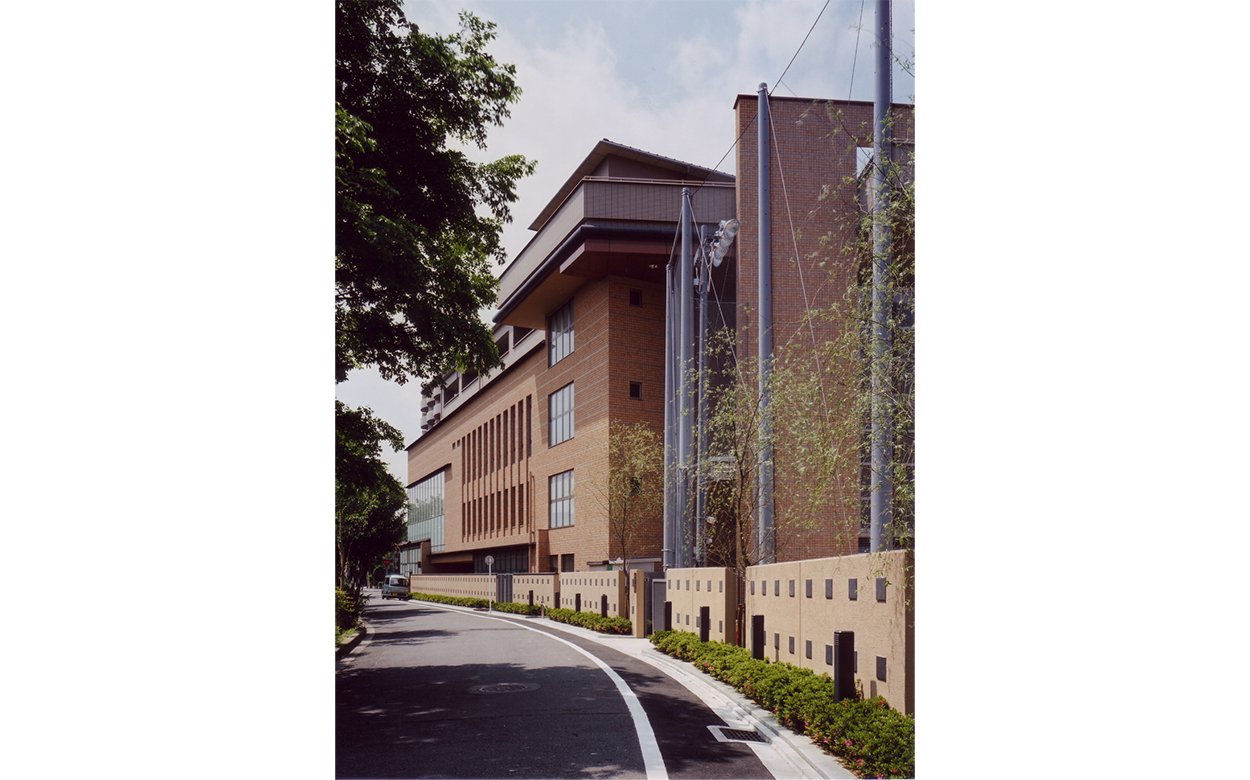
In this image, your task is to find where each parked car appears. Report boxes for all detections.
[381,574,410,600]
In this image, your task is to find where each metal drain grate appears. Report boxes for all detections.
[469,682,539,694]
[708,726,769,744]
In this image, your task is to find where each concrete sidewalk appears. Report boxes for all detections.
[343,594,855,780]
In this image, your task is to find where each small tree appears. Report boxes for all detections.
[694,329,776,644]
[589,421,664,584]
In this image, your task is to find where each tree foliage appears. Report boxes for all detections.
[335,0,535,386]
[690,131,915,643]
[590,421,664,580]
[844,129,915,547]
[336,401,406,588]
[334,2,535,587]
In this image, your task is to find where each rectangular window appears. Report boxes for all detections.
[629,289,642,306]
[560,553,575,572]
[549,382,575,446]
[549,469,575,528]
[629,381,642,399]
[510,404,518,464]
[548,299,574,365]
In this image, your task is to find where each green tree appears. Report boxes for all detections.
[590,421,664,583]
[336,401,406,588]
[336,0,535,387]
[335,2,535,587]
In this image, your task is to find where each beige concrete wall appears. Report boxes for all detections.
[511,573,559,607]
[554,570,629,618]
[409,553,915,714]
[407,574,496,601]
[663,567,738,644]
[744,551,913,713]
[409,573,561,608]
[629,570,647,637]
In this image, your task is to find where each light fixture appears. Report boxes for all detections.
[708,218,740,267]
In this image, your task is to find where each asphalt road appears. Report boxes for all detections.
[336,595,774,780]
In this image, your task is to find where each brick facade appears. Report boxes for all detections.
[406,98,914,572]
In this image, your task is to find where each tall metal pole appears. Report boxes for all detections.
[663,254,675,571]
[678,188,695,569]
[756,84,775,565]
[869,0,894,553]
[696,226,710,567]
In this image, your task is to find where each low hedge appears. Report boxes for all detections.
[489,600,543,616]
[545,607,631,635]
[408,592,542,616]
[410,592,487,608]
[405,593,628,633]
[649,630,914,779]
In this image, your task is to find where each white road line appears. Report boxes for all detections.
[451,610,668,780]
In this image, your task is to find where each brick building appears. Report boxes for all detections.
[401,95,914,576]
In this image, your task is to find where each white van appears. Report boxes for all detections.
[381,574,410,600]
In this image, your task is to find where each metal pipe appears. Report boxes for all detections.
[870,0,894,553]
[756,84,775,565]
[678,188,695,569]
[663,254,675,571]
[696,225,710,567]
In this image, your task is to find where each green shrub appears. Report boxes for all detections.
[546,607,631,635]
[649,631,914,779]
[488,600,543,616]
[409,593,544,615]
[410,592,489,609]
[336,587,365,630]
[408,593,626,631]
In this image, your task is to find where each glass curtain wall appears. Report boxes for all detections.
[408,471,446,552]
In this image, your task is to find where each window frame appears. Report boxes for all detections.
[549,469,575,529]
[548,298,574,366]
[549,382,575,447]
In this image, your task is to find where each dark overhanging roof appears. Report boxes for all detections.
[527,139,734,232]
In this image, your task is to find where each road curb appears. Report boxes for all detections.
[336,623,367,660]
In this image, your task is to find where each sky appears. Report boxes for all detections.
[336,0,917,490]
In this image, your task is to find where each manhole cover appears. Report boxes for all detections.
[468,682,539,694]
[708,726,769,744]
